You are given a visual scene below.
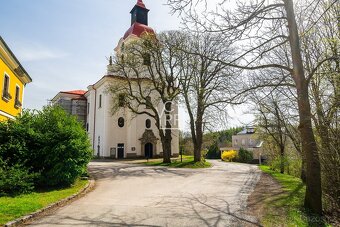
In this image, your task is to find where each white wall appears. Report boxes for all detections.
[86,77,179,158]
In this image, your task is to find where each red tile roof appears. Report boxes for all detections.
[123,22,155,39]
[61,90,86,96]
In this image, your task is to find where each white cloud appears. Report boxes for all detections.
[15,43,69,62]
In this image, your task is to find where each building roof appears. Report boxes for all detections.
[51,90,86,103]
[237,127,256,135]
[0,36,32,84]
[123,22,155,40]
[60,90,87,96]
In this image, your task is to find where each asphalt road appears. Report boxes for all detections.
[29,160,261,227]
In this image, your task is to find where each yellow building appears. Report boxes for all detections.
[0,36,32,121]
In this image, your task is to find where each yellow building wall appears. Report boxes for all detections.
[0,114,8,121]
[0,58,24,120]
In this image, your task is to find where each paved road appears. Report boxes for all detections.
[29,160,261,227]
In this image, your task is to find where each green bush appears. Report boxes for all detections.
[236,148,253,163]
[268,155,301,176]
[0,160,37,196]
[31,106,93,187]
[206,142,221,159]
[0,106,93,190]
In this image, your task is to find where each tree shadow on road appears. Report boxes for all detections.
[88,162,195,180]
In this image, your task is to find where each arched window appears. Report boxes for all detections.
[146,119,151,129]
[145,96,151,109]
[99,94,102,108]
[118,117,125,128]
[143,53,151,66]
[118,94,126,107]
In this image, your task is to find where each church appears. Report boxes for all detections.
[52,0,179,159]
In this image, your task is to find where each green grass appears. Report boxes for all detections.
[144,155,212,168]
[0,179,88,226]
[259,165,329,227]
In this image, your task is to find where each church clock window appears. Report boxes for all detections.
[118,117,125,128]
[146,119,151,129]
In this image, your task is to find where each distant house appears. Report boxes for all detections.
[0,36,32,121]
[51,90,87,128]
[220,126,264,161]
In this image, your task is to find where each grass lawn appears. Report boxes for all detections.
[259,165,329,227]
[0,179,88,226]
[144,155,212,168]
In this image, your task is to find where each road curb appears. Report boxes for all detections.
[4,179,95,227]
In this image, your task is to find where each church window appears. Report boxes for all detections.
[118,94,126,107]
[118,117,125,128]
[87,102,90,114]
[145,96,151,109]
[99,94,102,108]
[146,119,151,129]
[143,53,151,66]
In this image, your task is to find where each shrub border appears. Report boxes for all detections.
[4,179,95,227]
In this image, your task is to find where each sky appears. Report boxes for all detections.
[0,0,254,131]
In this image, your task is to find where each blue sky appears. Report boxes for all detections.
[1,0,180,108]
[1,0,253,130]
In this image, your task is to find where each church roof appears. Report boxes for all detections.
[60,90,87,96]
[123,22,155,40]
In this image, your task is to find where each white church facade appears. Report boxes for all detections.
[52,0,179,159]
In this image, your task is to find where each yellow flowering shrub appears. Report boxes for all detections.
[221,150,237,162]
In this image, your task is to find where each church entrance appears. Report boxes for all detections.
[117,143,124,159]
[140,130,158,158]
[145,143,153,158]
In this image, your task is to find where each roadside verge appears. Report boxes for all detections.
[3,179,95,227]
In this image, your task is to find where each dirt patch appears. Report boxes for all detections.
[244,172,285,226]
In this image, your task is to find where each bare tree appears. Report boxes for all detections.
[167,0,339,214]
[299,0,340,215]
[176,32,238,162]
[108,32,181,163]
[253,93,288,174]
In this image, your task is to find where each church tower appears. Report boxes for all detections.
[130,0,149,26]
[122,0,154,40]
[110,0,155,73]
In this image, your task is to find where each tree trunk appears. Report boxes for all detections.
[283,0,322,214]
[300,151,307,183]
[161,102,173,163]
[280,145,285,174]
[162,133,172,163]
[193,114,203,162]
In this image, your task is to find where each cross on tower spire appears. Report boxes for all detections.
[136,0,146,8]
